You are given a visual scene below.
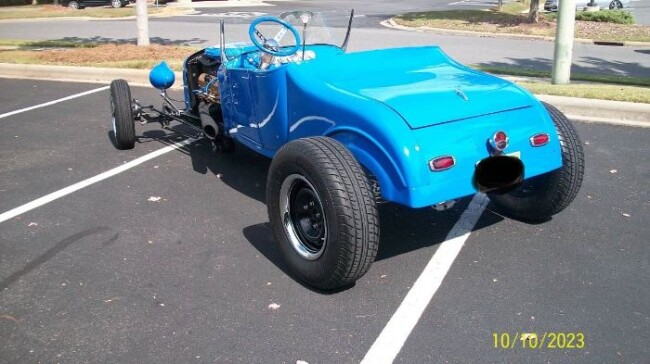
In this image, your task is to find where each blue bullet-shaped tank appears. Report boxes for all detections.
[149,61,175,90]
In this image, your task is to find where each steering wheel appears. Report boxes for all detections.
[249,16,301,57]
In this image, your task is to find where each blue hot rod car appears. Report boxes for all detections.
[109,10,584,290]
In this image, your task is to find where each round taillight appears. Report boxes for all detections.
[530,133,550,147]
[493,131,508,150]
[429,156,455,171]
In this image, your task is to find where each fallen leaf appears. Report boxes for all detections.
[27,222,38,227]
[296,361,310,364]
[268,303,281,310]
[622,213,630,217]
[148,196,162,202]
[0,314,21,322]
[610,169,618,174]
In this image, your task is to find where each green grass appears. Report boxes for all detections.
[517,82,650,103]
[394,3,650,42]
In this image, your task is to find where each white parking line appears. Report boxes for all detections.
[0,86,109,120]
[0,140,191,224]
[361,193,489,364]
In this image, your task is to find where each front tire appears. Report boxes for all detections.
[111,0,122,8]
[267,137,379,290]
[488,102,585,222]
[110,79,136,150]
[67,1,80,9]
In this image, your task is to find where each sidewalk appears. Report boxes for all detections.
[0,63,647,127]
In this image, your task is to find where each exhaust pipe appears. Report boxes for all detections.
[474,156,524,192]
[198,101,219,140]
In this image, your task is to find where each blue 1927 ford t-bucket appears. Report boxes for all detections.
[109,10,584,290]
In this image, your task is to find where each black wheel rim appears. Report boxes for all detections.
[280,174,327,260]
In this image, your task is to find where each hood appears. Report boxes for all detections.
[326,63,533,129]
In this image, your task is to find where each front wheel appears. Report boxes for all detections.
[488,102,585,222]
[111,0,122,8]
[266,137,379,290]
[110,79,136,150]
[67,0,80,9]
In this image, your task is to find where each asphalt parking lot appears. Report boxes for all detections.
[0,78,648,363]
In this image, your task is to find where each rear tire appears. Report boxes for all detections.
[266,137,379,290]
[110,79,136,150]
[111,0,122,8]
[67,1,80,9]
[488,102,585,222]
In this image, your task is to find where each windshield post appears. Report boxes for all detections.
[220,19,228,62]
[341,9,354,52]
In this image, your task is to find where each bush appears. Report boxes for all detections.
[575,10,635,24]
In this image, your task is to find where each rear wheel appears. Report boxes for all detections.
[488,102,585,222]
[267,137,379,290]
[111,0,122,8]
[110,79,136,150]
[67,1,80,9]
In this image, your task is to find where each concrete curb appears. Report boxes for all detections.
[381,19,650,48]
[0,63,647,127]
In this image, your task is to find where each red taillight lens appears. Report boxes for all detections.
[429,156,455,171]
[530,133,550,147]
[492,131,509,151]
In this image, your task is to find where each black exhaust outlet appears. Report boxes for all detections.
[474,156,524,192]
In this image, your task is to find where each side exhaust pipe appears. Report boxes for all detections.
[474,156,524,192]
[198,101,219,140]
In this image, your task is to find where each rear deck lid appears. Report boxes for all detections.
[314,47,533,129]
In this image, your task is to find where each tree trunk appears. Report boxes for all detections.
[31,0,37,5]
[529,0,540,23]
[136,0,150,46]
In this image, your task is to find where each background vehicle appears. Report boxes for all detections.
[65,0,131,9]
[544,0,630,11]
[109,10,585,290]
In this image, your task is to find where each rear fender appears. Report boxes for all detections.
[327,130,406,202]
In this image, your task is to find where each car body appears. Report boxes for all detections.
[64,0,131,9]
[111,10,584,289]
[544,0,630,11]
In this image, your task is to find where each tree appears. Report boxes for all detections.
[136,0,150,46]
[529,0,541,23]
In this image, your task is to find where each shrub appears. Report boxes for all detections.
[575,10,635,24]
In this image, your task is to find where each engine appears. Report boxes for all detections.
[196,73,220,104]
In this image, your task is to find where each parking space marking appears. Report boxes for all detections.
[361,193,489,364]
[0,86,109,120]
[0,140,191,224]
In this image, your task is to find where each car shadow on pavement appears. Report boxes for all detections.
[139,128,270,204]
[243,198,504,292]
